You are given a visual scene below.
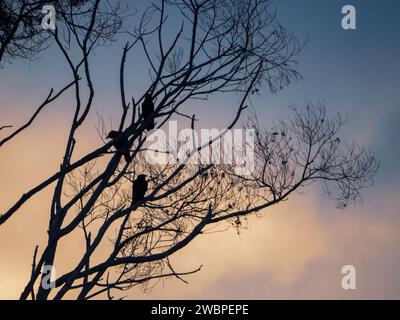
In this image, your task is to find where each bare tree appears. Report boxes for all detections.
[0,0,377,300]
[0,0,46,63]
[0,0,127,149]
[0,0,126,64]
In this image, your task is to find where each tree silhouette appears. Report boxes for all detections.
[0,0,126,64]
[0,0,378,300]
[0,0,45,63]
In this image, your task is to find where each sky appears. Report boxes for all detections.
[0,0,399,299]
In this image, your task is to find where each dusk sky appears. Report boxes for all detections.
[0,0,399,299]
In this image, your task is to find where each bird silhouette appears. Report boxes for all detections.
[106,130,132,163]
[142,94,155,131]
[132,174,148,203]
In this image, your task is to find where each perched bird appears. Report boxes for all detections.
[142,94,155,131]
[132,174,148,203]
[106,130,132,163]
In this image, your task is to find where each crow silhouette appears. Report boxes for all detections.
[142,94,155,131]
[106,130,132,163]
[132,174,148,203]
